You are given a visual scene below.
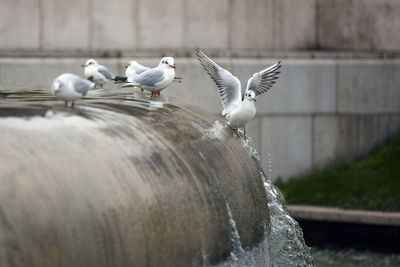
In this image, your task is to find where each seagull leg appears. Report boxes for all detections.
[71,102,75,109]
[141,88,144,93]
[64,101,68,108]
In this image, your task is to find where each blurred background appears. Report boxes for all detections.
[0,0,399,182]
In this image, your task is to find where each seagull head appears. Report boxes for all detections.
[160,57,175,69]
[81,59,97,68]
[245,90,256,102]
[126,60,138,69]
[51,80,63,95]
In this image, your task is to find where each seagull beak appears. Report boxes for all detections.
[169,64,176,69]
[253,98,257,102]
[81,64,87,67]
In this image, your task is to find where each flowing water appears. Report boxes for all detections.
[0,87,314,266]
[215,135,314,267]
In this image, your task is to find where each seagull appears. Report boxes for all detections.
[81,59,114,88]
[122,57,176,97]
[114,59,182,92]
[122,60,151,92]
[126,60,150,79]
[196,48,281,137]
[51,73,94,108]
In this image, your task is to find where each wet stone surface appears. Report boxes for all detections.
[0,88,269,267]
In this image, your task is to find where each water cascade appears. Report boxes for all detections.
[0,89,313,266]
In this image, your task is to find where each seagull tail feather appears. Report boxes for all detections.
[112,76,128,83]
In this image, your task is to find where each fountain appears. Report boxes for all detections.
[0,88,313,266]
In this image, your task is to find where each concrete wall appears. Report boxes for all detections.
[0,0,399,54]
[1,57,399,181]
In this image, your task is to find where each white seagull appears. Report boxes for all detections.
[122,60,151,92]
[122,57,176,97]
[196,48,281,137]
[115,59,182,93]
[51,73,94,108]
[126,60,150,80]
[81,59,114,88]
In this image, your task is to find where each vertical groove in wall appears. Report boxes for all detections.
[87,0,93,52]
[272,0,277,49]
[335,61,339,114]
[182,0,188,49]
[311,114,316,167]
[38,0,43,51]
[135,0,141,50]
[227,0,233,50]
[315,0,319,49]
[259,116,264,167]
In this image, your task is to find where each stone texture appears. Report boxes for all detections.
[184,0,229,49]
[91,0,137,51]
[42,0,89,50]
[288,205,400,226]
[0,95,268,266]
[312,115,338,169]
[275,0,316,50]
[0,0,40,50]
[246,116,262,154]
[137,0,184,49]
[230,0,274,50]
[337,60,400,113]
[313,114,400,170]
[232,59,336,114]
[318,0,400,51]
[261,115,312,181]
[2,0,400,52]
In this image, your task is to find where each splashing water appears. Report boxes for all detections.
[226,203,245,261]
[221,134,315,266]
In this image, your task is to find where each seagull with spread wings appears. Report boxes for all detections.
[196,48,281,137]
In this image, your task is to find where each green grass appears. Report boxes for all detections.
[275,134,400,211]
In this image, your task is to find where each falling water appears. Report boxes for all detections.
[225,203,245,261]
[0,88,314,266]
[227,133,315,267]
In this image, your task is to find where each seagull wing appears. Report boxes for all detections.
[73,77,91,96]
[132,62,150,75]
[243,61,281,100]
[196,48,241,117]
[131,68,165,86]
[97,65,113,80]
